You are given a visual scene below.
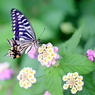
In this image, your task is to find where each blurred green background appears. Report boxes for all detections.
[0,0,95,95]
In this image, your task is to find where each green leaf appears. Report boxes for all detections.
[61,54,94,74]
[31,77,45,95]
[92,69,95,85]
[45,67,63,95]
[59,27,82,56]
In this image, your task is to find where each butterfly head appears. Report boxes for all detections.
[36,39,40,44]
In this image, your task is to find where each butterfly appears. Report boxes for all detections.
[6,8,40,58]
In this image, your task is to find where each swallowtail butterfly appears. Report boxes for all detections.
[6,8,40,58]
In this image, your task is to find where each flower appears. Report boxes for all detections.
[17,67,36,89]
[43,91,51,95]
[38,43,59,67]
[62,72,84,94]
[0,62,13,80]
[85,49,95,61]
[27,46,38,58]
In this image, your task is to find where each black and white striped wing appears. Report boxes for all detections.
[11,8,36,41]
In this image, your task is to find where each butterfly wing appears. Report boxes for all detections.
[11,8,36,41]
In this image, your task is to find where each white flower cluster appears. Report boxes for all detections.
[17,67,36,89]
[38,43,59,67]
[62,72,84,94]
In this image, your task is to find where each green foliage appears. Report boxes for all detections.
[59,27,82,56]
[61,54,94,74]
[45,67,63,95]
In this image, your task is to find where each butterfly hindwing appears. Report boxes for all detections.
[11,8,36,41]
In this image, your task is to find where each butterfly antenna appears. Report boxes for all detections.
[38,28,45,39]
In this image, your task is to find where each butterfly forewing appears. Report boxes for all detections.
[6,8,40,58]
[11,9,36,41]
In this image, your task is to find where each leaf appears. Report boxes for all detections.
[31,77,45,95]
[61,54,94,74]
[59,27,82,56]
[45,67,63,95]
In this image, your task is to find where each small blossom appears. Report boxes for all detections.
[27,46,38,58]
[62,72,84,94]
[85,49,95,61]
[62,75,68,81]
[71,87,77,94]
[38,43,59,67]
[88,56,93,61]
[76,85,82,91]
[85,49,93,56]
[0,62,12,80]
[17,67,36,89]
[73,72,78,78]
[63,84,69,90]
[43,91,51,95]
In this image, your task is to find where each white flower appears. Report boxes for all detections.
[73,72,78,78]
[17,67,36,89]
[63,84,69,90]
[67,73,72,78]
[62,75,68,81]
[76,85,82,91]
[76,76,83,80]
[38,43,59,67]
[62,72,84,94]
[71,87,77,94]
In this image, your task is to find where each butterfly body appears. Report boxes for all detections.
[6,39,21,58]
[6,8,40,58]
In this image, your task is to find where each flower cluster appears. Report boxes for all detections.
[85,49,95,61]
[62,72,84,94]
[38,43,59,67]
[17,67,36,89]
[0,62,12,80]
[43,91,51,95]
